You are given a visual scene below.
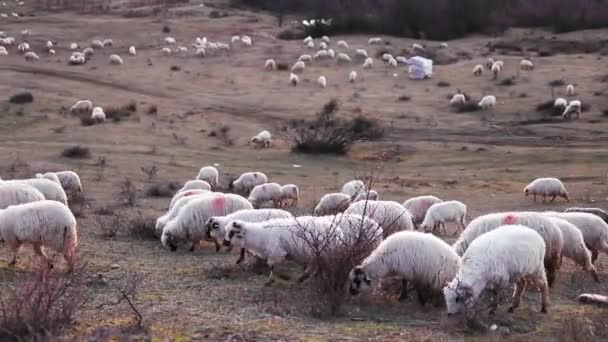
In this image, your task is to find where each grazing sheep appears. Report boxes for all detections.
[248,183,283,209]
[102,39,113,47]
[520,59,534,70]
[161,47,171,55]
[82,47,94,57]
[321,36,330,44]
[440,42,448,48]
[318,75,327,88]
[302,36,313,45]
[453,211,563,287]
[109,54,123,65]
[549,217,598,281]
[313,50,329,60]
[563,100,581,119]
[353,190,379,202]
[17,42,30,53]
[54,171,83,193]
[412,43,424,51]
[35,172,60,185]
[350,231,460,305]
[91,107,106,123]
[49,49,55,55]
[564,207,608,224]
[478,95,496,110]
[314,193,352,216]
[554,97,567,108]
[327,49,335,59]
[0,47,7,56]
[128,46,136,56]
[290,73,299,86]
[280,184,299,208]
[337,53,352,63]
[6,179,68,206]
[250,130,272,148]
[91,39,104,49]
[450,94,466,106]
[362,57,373,69]
[396,56,408,64]
[345,200,414,237]
[368,37,382,45]
[349,70,357,83]
[341,180,366,199]
[388,57,398,68]
[70,100,93,115]
[164,37,176,45]
[161,193,253,252]
[382,53,393,61]
[0,200,78,270]
[473,64,483,76]
[23,51,39,61]
[566,84,575,96]
[195,47,206,57]
[298,54,312,63]
[291,61,306,74]
[156,192,214,236]
[178,180,211,193]
[524,177,568,202]
[306,41,314,49]
[231,172,268,195]
[231,35,240,44]
[168,189,211,210]
[264,59,276,70]
[241,36,252,46]
[402,195,443,224]
[195,166,219,189]
[445,225,549,317]
[337,40,349,49]
[355,49,368,59]
[491,63,501,80]
[319,42,328,50]
[0,183,45,209]
[420,200,467,236]
[69,42,79,50]
[545,212,608,264]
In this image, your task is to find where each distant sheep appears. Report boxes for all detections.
[554,97,567,108]
[161,47,171,55]
[412,43,424,51]
[23,51,39,61]
[382,53,393,61]
[178,180,211,193]
[298,54,312,63]
[396,56,408,64]
[264,59,276,71]
[337,40,349,49]
[290,73,299,86]
[291,61,306,74]
[231,171,268,195]
[195,166,219,189]
[250,130,271,148]
[524,177,568,202]
[368,37,382,45]
[327,49,335,59]
[314,50,329,60]
[54,171,83,193]
[319,42,328,50]
[402,195,443,224]
[128,46,136,56]
[314,193,351,216]
[362,57,373,69]
[387,57,398,68]
[450,94,466,106]
[164,37,176,45]
[345,200,414,237]
[478,95,496,109]
[355,49,368,59]
[321,36,330,44]
[0,183,45,209]
[82,48,94,57]
[280,184,299,208]
[318,75,327,88]
[491,63,501,80]
[420,200,467,235]
[69,42,79,50]
[70,100,93,115]
[109,54,123,65]
[91,39,104,49]
[549,217,598,282]
[102,39,113,47]
[91,107,106,123]
[566,84,575,96]
[341,180,366,199]
[520,59,534,70]
[248,183,283,209]
[337,53,352,63]
[563,100,581,119]
[349,70,357,83]
[473,64,483,76]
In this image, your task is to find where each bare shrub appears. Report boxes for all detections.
[0,264,88,340]
[9,92,34,104]
[79,115,96,126]
[397,95,411,102]
[61,145,91,159]
[498,77,516,86]
[118,178,137,207]
[94,157,107,181]
[68,191,91,218]
[105,105,134,123]
[98,272,145,328]
[144,181,179,198]
[140,165,158,181]
[208,125,234,146]
[548,79,566,87]
[3,157,30,179]
[276,62,289,71]
[96,210,156,240]
[436,81,451,87]
[146,105,158,115]
[162,25,171,33]
[456,101,481,113]
[170,65,180,71]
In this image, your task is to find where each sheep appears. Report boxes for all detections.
[495,60,504,68]
[349,70,357,83]
[231,172,268,195]
[564,207,608,224]
[453,211,563,287]
[69,42,79,50]
[206,208,293,260]
[444,225,549,317]
[35,172,60,185]
[70,100,93,115]
[387,57,398,68]
[161,47,171,55]
[337,40,349,49]
[306,41,314,49]
[53,171,83,193]
[412,43,424,51]
[0,200,78,271]
[91,39,104,49]
[248,183,283,209]
[298,54,312,63]
[402,195,443,224]
[368,37,382,45]
[319,42,328,50]
[327,49,335,59]
[264,59,276,71]
[46,40,53,49]
[23,51,38,61]
[164,37,176,45]
[0,183,45,209]
[362,57,373,69]
[280,184,299,208]
[520,59,534,70]
[6,179,68,206]
[302,36,313,45]
[195,47,206,57]
[353,190,379,202]
[566,84,575,96]
[344,200,414,237]
[17,42,29,53]
[109,54,123,65]
[177,46,188,55]
[290,73,299,86]
[544,212,608,264]
[82,47,94,57]
[0,47,7,55]
[554,97,567,108]
[473,64,483,76]
[478,95,496,110]
[161,193,253,252]
[291,61,306,74]
[524,177,568,202]
[20,29,31,36]
[491,63,501,80]
[321,36,330,44]
[349,231,460,305]
[317,75,327,88]
[241,36,252,46]
[168,189,211,210]
[420,200,467,236]
[337,53,352,63]
[178,180,211,193]
[314,193,352,216]
[231,35,240,44]
[450,94,466,106]
[355,49,368,59]
[440,42,448,48]
[382,53,393,61]
[396,56,408,65]
[341,180,366,199]
[128,46,136,56]
[563,100,581,119]
[313,50,329,60]
[91,107,106,123]
[156,192,214,236]
[102,39,113,47]
[49,49,55,55]
[250,130,272,148]
[549,217,598,282]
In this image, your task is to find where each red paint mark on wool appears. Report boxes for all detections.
[211,196,226,214]
[503,214,517,225]
[184,191,193,197]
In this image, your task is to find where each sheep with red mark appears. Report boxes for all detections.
[178,180,211,193]
[168,189,211,210]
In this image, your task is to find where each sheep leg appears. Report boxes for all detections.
[550,194,557,202]
[508,279,527,313]
[398,279,409,302]
[297,264,315,283]
[9,242,22,266]
[545,258,557,287]
[414,285,427,306]
[488,289,499,315]
[265,266,275,286]
[236,248,246,264]
[533,275,550,314]
[588,265,600,283]
[591,250,599,264]
[533,194,537,202]
[33,243,53,269]
[213,240,221,253]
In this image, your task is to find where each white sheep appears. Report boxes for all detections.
[0,200,78,271]
[177,46,188,55]
[109,54,123,65]
[264,59,276,71]
[0,183,45,209]
[337,53,352,63]
[161,47,171,55]
[396,56,408,65]
[231,171,268,195]
[387,57,398,68]
[17,42,30,53]
[362,57,373,69]
[291,61,306,74]
[161,193,253,252]
[46,40,53,49]
[250,130,272,148]
[368,37,382,45]
[23,51,38,61]
[69,42,79,50]
[195,166,219,189]
[450,94,466,106]
[440,42,448,48]
[306,41,314,49]
[168,189,211,210]
[549,217,598,282]
[491,63,501,80]
[563,100,581,119]
[321,36,330,44]
[337,40,349,49]
[298,54,312,63]
[195,47,206,57]
[231,35,240,44]
[473,64,483,76]
[420,200,467,236]
[317,75,327,88]
[349,231,460,305]
[349,70,357,83]
[524,177,568,202]
[314,193,352,216]
[91,39,104,49]
[352,190,379,202]
[382,53,393,61]
[566,84,575,96]
[0,47,7,56]
[341,180,366,199]
[280,184,299,208]
[91,107,106,123]
[520,59,534,70]
[545,212,608,264]
[49,49,55,55]
[248,183,283,209]
[128,46,136,56]
[554,97,567,108]
[412,43,424,51]
[164,37,176,45]
[453,211,563,287]
[102,39,113,47]
[6,179,68,205]
[345,200,414,238]
[290,73,299,86]
[478,95,496,109]
[241,36,252,46]
[156,192,214,236]
[54,171,83,193]
[319,42,328,50]
[35,172,60,185]
[313,50,328,60]
[444,225,549,317]
[302,36,313,45]
[178,180,211,193]
[355,49,368,59]
[327,49,335,59]
[564,207,608,223]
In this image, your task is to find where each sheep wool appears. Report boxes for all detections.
[544,212,608,264]
[264,59,276,71]
[341,180,366,199]
[168,189,211,210]
[318,75,327,88]
[0,183,45,209]
[564,207,608,224]
[524,177,568,202]
[478,95,496,109]
[6,178,68,205]
[231,172,268,196]
[196,166,219,189]
[314,193,351,216]
[548,217,598,282]
[178,180,211,193]
[349,70,357,83]
[402,195,443,224]
[91,107,106,123]
[109,54,123,65]
[345,200,414,238]
[420,200,467,236]
[250,130,271,148]
[156,192,215,236]
[473,64,483,76]
[280,184,299,208]
[55,171,83,193]
[450,94,466,106]
[248,182,283,209]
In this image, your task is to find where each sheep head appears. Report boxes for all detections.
[348,266,372,296]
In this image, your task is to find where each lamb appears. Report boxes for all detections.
[478,95,496,109]
[250,130,272,148]
[231,171,268,195]
[368,37,382,45]
[161,47,171,55]
[109,54,123,65]
[491,63,501,80]
[298,54,312,63]
[349,231,460,305]
[473,64,483,76]
[344,200,414,238]
[178,180,211,193]
[450,94,466,106]
[0,183,45,209]
[290,73,299,86]
[161,193,253,252]
[280,184,299,208]
[91,107,106,123]
[524,177,568,202]
[317,75,327,88]
[248,183,283,209]
[23,51,39,61]
[156,192,214,236]
[128,46,136,56]
[352,190,379,202]
[168,189,211,210]
[544,212,608,264]
[549,217,598,282]
[341,180,366,199]
[420,200,467,236]
[554,97,567,109]
[337,53,352,63]
[314,193,351,216]
[195,166,219,189]
[5,179,68,205]
[337,40,349,49]
[355,49,368,59]
[566,84,575,96]
[564,207,608,224]
[520,59,534,70]
[264,59,276,71]
[563,100,581,119]
[291,61,306,74]
[349,70,357,83]
[453,211,563,286]
[0,200,78,271]
[362,57,373,69]
[91,39,104,49]
[164,37,176,45]
[444,225,549,317]
[102,39,113,47]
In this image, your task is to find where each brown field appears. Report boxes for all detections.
[1,0,608,340]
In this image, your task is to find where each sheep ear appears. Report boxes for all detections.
[233,221,242,230]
